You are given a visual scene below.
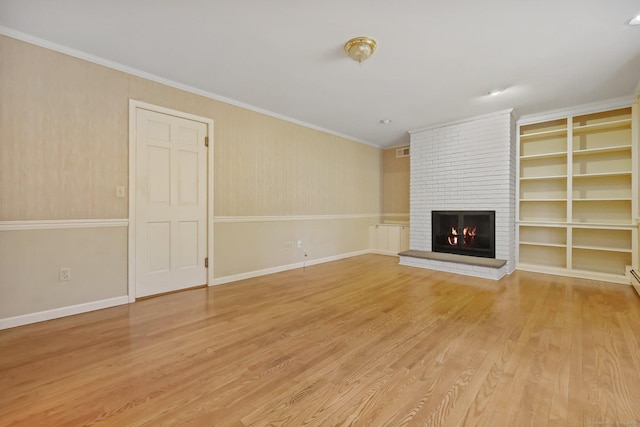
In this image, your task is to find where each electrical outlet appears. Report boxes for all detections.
[297,240,302,248]
[285,241,293,249]
[116,186,126,198]
[59,267,71,282]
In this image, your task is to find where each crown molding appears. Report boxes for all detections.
[0,26,380,149]
[518,96,636,125]
[409,109,515,135]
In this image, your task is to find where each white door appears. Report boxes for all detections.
[135,108,208,297]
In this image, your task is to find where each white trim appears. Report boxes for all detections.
[516,264,631,285]
[128,102,137,303]
[408,109,514,135]
[518,96,635,125]
[212,249,370,286]
[0,26,378,149]
[0,219,128,231]
[0,296,129,330]
[213,214,379,223]
[128,100,215,300]
[371,249,402,256]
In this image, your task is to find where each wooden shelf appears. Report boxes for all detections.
[520,151,567,160]
[572,173,631,200]
[572,248,632,276]
[516,263,567,273]
[516,220,567,228]
[573,198,632,202]
[520,241,566,248]
[572,118,632,134]
[570,269,628,280]
[519,245,566,269]
[573,145,631,156]
[571,223,636,230]
[573,171,631,179]
[518,105,635,283]
[520,128,567,140]
[518,221,568,227]
[520,175,567,181]
[572,245,632,253]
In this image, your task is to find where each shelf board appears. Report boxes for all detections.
[572,220,633,227]
[520,175,567,181]
[572,245,632,253]
[520,198,566,202]
[517,263,568,273]
[517,221,568,227]
[572,118,632,134]
[572,198,632,202]
[519,241,566,248]
[570,223,636,230]
[517,222,636,229]
[520,151,567,160]
[572,145,631,156]
[573,171,631,179]
[570,267,629,278]
[520,128,567,140]
[520,218,568,224]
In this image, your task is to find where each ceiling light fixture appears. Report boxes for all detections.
[380,119,391,124]
[344,37,377,62]
[628,13,640,25]
[488,89,504,96]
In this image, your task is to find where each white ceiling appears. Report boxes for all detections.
[1,0,639,148]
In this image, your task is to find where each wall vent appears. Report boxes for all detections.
[396,147,410,158]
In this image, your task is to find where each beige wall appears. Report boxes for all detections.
[0,36,381,220]
[0,35,382,320]
[382,147,409,223]
[214,217,372,278]
[0,227,127,318]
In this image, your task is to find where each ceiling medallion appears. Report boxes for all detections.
[344,37,377,62]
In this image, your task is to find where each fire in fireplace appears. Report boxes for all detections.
[432,211,495,258]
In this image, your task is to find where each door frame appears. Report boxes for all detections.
[128,100,214,302]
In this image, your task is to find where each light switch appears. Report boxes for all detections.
[116,186,126,198]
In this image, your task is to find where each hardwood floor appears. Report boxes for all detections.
[1,254,640,426]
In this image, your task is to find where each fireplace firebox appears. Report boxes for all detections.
[432,211,495,258]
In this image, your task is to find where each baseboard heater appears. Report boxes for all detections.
[631,270,640,297]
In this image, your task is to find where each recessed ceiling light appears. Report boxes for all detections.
[488,89,504,97]
[379,119,391,124]
[628,13,640,26]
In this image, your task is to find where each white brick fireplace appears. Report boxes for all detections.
[399,110,517,280]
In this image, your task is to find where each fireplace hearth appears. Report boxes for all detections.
[432,211,495,258]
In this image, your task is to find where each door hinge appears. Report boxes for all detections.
[205,257,209,268]
[204,136,209,147]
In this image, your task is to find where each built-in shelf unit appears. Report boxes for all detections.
[517,105,638,283]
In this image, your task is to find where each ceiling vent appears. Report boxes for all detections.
[396,147,410,158]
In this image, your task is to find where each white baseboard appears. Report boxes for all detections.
[212,249,371,286]
[0,296,129,330]
[370,249,401,256]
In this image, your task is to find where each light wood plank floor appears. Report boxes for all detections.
[1,254,640,426]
